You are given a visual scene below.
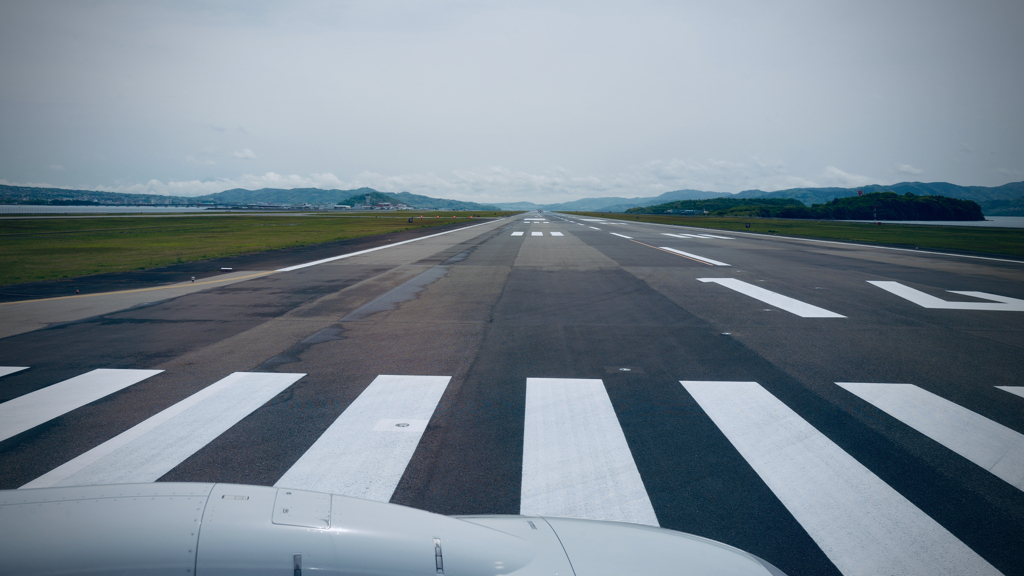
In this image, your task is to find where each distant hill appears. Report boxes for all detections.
[628,192,985,221]
[496,189,733,212]
[199,187,501,210]
[0,184,196,205]
[733,181,1024,207]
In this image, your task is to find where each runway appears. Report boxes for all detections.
[1,212,1022,575]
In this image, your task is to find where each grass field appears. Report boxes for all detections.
[564,212,1024,258]
[0,212,518,286]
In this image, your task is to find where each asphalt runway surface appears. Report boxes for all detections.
[2,212,1023,575]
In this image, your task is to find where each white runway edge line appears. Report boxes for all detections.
[0,369,162,443]
[660,247,731,267]
[682,381,1002,576]
[521,378,658,526]
[0,366,28,379]
[698,278,845,318]
[277,221,493,272]
[868,281,1024,311]
[511,231,524,236]
[610,232,633,239]
[997,387,1024,400]
[275,375,450,501]
[838,383,1024,491]
[22,372,303,488]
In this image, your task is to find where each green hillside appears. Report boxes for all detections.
[627,192,984,221]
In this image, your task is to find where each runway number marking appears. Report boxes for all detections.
[274,375,451,501]
[868,281,1024,311]
[0,368,163,443]
[521,378,658,526]
[682,381,1001,576]
[22,372,304,488]
[698,278,845,318]
[838,383,1024,491]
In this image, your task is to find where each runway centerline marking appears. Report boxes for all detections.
[0,369,163,443]
[521,378,658,526]
[274,375,451,501]
[838,383,1024,491]
[625,240,714,265]
[868,281,1024,311]
[698,278,845,318]
[21,372,304,488]
[682,381,1001,576]
[659,247,730,266]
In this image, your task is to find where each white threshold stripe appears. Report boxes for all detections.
[551,232,564,236]
[0,369,163,443]
[838,383,1024,491]
[682,381,1001,576]
[660,247,730,266]
[997,387,1024,400]
[276,221,493,272]
[22,372,303,488]
[521,378,658,526]
[610,232,633,239]
[511,231,524,236]
[275,375,450,501]
[531,231,543,236]
[868,281,1024,311]
[0,366,28,379]
[698,278,845,318]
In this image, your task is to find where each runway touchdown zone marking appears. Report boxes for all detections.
[21,372,304,488]
[521,377,658,526]
[0,368,163,443]
[682,381,1001,576]
[698,278,845,318]
[869,281,1024,311]
[838,383,1024,491]
[274,375,451,501]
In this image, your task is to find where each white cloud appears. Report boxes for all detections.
[231,149,257,159]
[896,164,923,175]
[820,166,876,188]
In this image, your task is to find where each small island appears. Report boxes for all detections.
[625,192,985,221]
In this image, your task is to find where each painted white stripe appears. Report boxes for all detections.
[531,231,544,237]
[0,367,28,379]
[682,381,1001,576]
[275,375,450,501]
[997,386,1024,400]
[22,372,303,488]
[698,278,845,317]
[838,383,1024,491]
[276,221,492,272]
[550,232,564,237]
[0,369,163,442]
[511,231,524,236]
[698,234,734,239]
[660,247,731,266]
[521,378,658,526]
[589,226,601,230]
[662,233,698,238]
[610,233,632,239]
[868,281,1024,311]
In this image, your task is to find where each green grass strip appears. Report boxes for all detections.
[564,212,1024,259]
[0,212,518,286]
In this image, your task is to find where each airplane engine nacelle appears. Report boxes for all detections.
[0,482,785,575]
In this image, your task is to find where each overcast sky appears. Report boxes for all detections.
[1,0,1021,203]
